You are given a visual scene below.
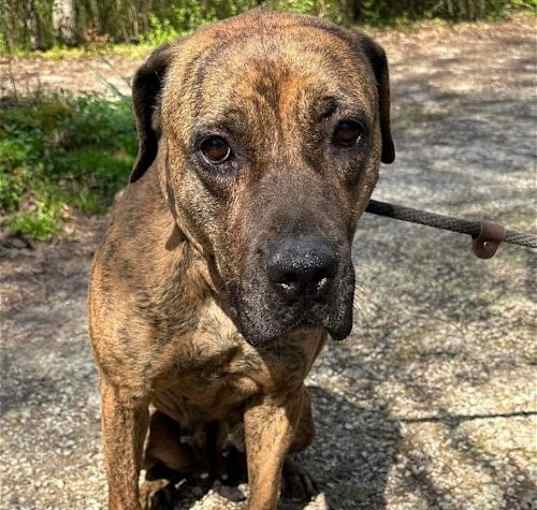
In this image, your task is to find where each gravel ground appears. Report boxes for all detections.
[1,17,536,510]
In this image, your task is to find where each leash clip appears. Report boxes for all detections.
[471,221,506,259]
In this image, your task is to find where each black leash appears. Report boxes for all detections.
[365,199,537,259]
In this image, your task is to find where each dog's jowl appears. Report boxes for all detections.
[88,9,394,510]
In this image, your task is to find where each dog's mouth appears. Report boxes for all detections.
[234,302,353,347]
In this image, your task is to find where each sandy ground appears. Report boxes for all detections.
[1,16,536,510]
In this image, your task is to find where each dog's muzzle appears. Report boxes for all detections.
[231,236,354,346]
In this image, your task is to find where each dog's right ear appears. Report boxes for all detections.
[130,43,174,183]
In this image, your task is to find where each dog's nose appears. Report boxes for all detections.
[266,238,337,302]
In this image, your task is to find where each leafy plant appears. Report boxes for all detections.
[142,14,181,46]
[0,93,135,239]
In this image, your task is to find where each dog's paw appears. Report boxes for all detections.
[281,458,319,503]
[145,461,185,484]
[140,479,177,510]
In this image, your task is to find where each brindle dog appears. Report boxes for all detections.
[88,9,394,510]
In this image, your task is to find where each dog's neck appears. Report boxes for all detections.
[136,161,230,314]
[118,146,234,329]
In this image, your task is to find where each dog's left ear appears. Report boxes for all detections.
[357,35,395,164]
[130,43,174,183]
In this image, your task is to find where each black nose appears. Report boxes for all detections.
[265,238,337,302]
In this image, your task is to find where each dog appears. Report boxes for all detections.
[88,9,394,510]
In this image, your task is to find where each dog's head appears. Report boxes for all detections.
[130,11,394,345]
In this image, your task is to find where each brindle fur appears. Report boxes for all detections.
[88,9,394,510]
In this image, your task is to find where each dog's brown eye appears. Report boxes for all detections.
[200,136,232,164]
[333,121,363,147]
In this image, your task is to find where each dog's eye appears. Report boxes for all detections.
[332,121,363,147]
[200,136,232,164]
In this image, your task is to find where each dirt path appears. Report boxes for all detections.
[1,17,536,510]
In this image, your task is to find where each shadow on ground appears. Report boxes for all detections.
[303,386,402,510]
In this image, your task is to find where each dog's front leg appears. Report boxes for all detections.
[100,379,149,510]
[244,389,304,510]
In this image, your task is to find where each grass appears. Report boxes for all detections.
[0,93,136,240]
[5,43,153,61]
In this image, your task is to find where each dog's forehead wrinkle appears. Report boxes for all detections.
[168,12,377,111]
[191,110,249,138]
[166,31,376,150]
[182,34,366,97]
[188,82,371,161]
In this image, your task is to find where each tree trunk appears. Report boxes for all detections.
[53,0,75,44]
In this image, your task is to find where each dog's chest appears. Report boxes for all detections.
[152,302,324,426]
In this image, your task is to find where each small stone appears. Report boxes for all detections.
[192,486,204,497]
[216,483,246,503]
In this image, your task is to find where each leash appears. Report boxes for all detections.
[365,199,537,259]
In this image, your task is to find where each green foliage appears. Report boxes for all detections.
[7,201,61,240]
[142,1,262,45]
[269,0,351,24]
[140,1,355,45]
[273,0,318,15]
[510,0,537,10]
[139,1,351,48]
[359,0,519,24]
[0,32,7,53]
[0,94,135,239]
[142,15,181,46]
